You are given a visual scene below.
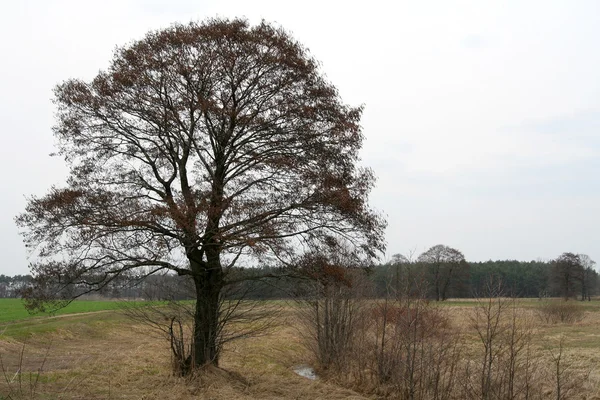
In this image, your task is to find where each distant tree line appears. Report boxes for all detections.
[0,275,32,298]
[4,250,598,300]
[370,249,598,300]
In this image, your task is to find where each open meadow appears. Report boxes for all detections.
[1,298,600,399]
[0,299,128,324]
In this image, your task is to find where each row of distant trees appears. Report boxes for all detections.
[371,250,598,300]
[5,249,597,300]
[0,275,32,298]
[234,246,599,301]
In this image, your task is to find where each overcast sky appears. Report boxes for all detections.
[1,0,599,275]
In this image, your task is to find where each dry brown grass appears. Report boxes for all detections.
[1,300,600,399]
[0,306,368,399]
[442,301,600,399]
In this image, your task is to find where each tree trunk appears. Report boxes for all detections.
[434,266,441,301]
[190,250,223,369]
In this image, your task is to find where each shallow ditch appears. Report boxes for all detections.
[292,365,317,380]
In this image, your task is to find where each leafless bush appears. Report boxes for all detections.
[549,336,570,400]
[299,270,596,400]
[295,261,368,373]
[298,267,465,399]
[364,293,462,400]
[535,300,585,324]
[461,279,542,400]
[122,276,277,376]
[0,343,51,399]
[308,273,463,400]
[541,335,594,400]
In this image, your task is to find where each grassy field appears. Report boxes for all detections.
[0,299,599,399]
[0,298,130,323]
[0,301,362,399]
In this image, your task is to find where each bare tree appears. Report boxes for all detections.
[577,254,596,301]
[387,251,422,299]
[417,245,468,301]
[551,253,582,300]
[15,18,386,372]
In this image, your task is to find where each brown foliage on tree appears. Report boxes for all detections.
[15,18,385,371]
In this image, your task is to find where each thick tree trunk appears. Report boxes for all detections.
[189,250,223,369]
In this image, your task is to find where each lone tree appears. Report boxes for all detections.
[16,19,385,371]
[551,252,583,300]
[577,254,596,301]
[417,244,467,301]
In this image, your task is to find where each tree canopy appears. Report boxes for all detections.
[417,244,468,301]
[16,18,385,369]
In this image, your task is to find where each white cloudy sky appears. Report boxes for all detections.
[1,0,599,275]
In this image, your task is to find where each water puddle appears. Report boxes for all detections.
[293,365,318,380]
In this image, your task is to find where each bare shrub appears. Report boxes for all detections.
[0,343,53,399]
[295,258,368,373]
[549,336,571,400]
[1,345,38,399]
[535,300,585,324]
[297,251,465,398]
[541,335,594,400]
[462,279,540,400]
[294,251,466,399]
[299,271,596,400]
[369,297,462,399]
[331,276,463,400]
[122,277,277,376]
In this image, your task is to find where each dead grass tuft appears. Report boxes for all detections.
[536,300,586,324]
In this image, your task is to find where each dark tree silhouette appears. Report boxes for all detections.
[15,18,385,371]
[578,254,596,301]
[417,244,467,301]
[551,253,583,300]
